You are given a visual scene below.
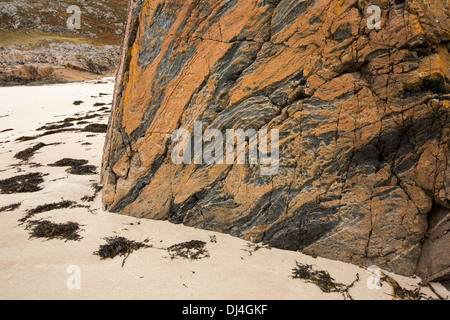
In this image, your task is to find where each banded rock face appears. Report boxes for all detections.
[102,0,450,278]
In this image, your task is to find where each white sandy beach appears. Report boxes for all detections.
[0,79,448,300]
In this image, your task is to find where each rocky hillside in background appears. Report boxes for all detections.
[0,0,128,85]
[102,0,449,285]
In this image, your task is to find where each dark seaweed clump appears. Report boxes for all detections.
[14,143,47,161]
[93,236,150,267]
[19,200,75,224]
[16,128,77,142]
[83,123,108,133]
[81,195,94,202]
[49,158,88,167]
[26,220,82,242]
[67,165,97,175]
[0,173,44,194]
[37,122,73,131]
[292,262,359,300]
[0,202,22,213]
[167,240,210,260]
[64,113,102,123]
[48,158,96,175]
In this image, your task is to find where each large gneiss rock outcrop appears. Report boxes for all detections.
[102,0,450,279]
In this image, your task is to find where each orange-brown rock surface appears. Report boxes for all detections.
[102,0,450,279]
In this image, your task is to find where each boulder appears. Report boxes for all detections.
[102,0,450,277]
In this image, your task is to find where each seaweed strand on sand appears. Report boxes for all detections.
[19,200,75,224]
[81,183,103,202]
[381,273,429,300]
[292,262,360,300]
[241,242,271,256]
[0,202,22,213]
[14,143,47,161]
